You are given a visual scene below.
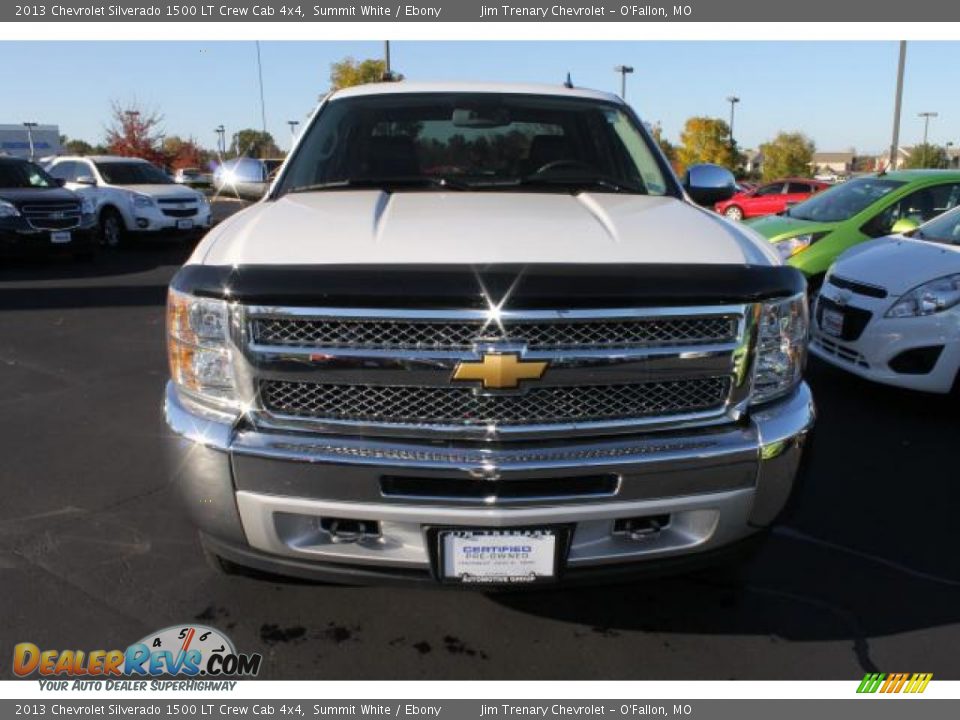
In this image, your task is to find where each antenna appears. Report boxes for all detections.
[564,72,573,89]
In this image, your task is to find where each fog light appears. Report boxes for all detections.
[136,218,149,229]
[320,518,381,543]
[613,514,670,540]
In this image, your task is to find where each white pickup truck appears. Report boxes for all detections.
[164,82,814,586]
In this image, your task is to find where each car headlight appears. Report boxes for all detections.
[131,193,155,209]
[751,292,809,405]
[886,274,960,318]
[0,199,21,218]
[774,233,827,261]
[167,289,238,408]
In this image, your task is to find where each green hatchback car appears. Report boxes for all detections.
[748,170,960,286]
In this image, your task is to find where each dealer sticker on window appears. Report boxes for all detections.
[441,529,557,584]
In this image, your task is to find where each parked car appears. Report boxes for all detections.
[164,81,813,586]
[715,178,828,221]
[174,167,213,189]
[811,205,960,393]
[0,156,97,258]
[748,170,960,287]
[46,155,212,247]
[213,157,283,200]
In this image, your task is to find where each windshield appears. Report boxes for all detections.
[915,207,960,245]
[95,161,172,185]
[0,160,57,189]
[787,176,905,222]
[275,93,673,196]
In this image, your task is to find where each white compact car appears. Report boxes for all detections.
[811,205,960,393]
[47,155,211,246]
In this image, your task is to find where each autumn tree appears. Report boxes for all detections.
[104,102,165,165]
[232,129,281,158]
[649,122,678,172]
[677,117,737,172]
[162,136,213,171]
[903,143,948,169]
[760,132,815,181]
[330,57,387,90]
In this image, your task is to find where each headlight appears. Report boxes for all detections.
[131,193,155,209]
[774,232,827,261]
[0,199,21,218]
[167,289,238,408]
[80,197,95,214]
[751,292,809,405]
[886,274,960,318]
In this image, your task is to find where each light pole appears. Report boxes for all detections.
[384,40,391,74]
[287,120,299,146]
[889,41,907,170]
[726,96,740,149]
[215,125,226,157]
[22,122,37,160]
[918,111,938,167]
[614,65,634,100]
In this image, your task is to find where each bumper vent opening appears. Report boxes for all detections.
[613,514,671,540]
[380,474,619,501]
[319,517,381,543]
[888,345,944,375]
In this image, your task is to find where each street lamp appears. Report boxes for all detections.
[918,111,938,167]
[22,122,38,160]
[614,65,634,100]
[726,96,740,149]
[287,120,300,146]
[215,125,226,156]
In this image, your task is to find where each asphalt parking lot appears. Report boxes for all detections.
[1,228,959,680]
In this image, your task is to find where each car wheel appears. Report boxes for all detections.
[724,206,744,221]
[99,209,125,248]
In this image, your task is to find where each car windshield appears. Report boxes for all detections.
[915,207,960,245]
[786,176,905,222]
[95,161,172,185]
[275,92,673,196]
[0,160,57,189]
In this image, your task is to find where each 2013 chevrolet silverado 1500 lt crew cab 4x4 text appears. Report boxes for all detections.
[164,82,814,586]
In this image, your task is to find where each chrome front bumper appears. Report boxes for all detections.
[164,381,814,583]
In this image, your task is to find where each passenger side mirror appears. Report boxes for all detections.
[891,217,920,235]
[684,164,737,207]
[75,175,97,186]
[54,178,66,187]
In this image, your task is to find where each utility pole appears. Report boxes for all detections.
[889,41,907,171]
[918,111,938,167]
[22,122,37,160]
[726,96,740,149]
[614,65,634,100]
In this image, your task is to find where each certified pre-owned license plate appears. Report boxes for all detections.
[176,219,194,230]
[441,529,558,584]
[821,307,844,337]
[50,231,71,244]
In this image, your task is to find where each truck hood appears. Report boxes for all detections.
[831,235,960,295]
[747,213,838,242]
[196,191,779,266]
[0,187,80,206]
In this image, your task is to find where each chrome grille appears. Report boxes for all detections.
[20,201,82,231]
[259,377,732,427]
[252,315,738,350]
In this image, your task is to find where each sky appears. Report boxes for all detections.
[2,40,959,154]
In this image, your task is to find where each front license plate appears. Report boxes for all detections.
[50,231,71,244]
[441,529,557,584]
[821,308,844,337]
[176,219,194,230]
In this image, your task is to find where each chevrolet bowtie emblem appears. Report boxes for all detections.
[452,353,548,390]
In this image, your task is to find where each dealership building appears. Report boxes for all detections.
[0,123,61,159]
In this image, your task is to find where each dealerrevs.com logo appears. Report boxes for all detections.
[13,625,262,688]
[857,673,933,694]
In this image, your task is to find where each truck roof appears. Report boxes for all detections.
[328,81,624,104]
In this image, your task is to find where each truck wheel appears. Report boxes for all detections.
[724,206,744,221]
[99,209,125,248]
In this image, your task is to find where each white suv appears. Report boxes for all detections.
[47,155,211,246]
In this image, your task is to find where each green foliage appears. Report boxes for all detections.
[902,143,948,169]
[760,132,815,181]
[330,57,387,90]
[677,117,737,173]
[232,129,280,158]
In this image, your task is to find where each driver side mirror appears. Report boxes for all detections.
[891,217,920,235]
[75,175,97,186]
[54,178,66,187]
[684,164,737,207]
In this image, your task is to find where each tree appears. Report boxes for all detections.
[677,117,737,173]
[330,57,386,90]
[62,137,94,156]
[231,129,280,158]
[161,136,213,171]
[759,132,815,181]
[104,101,165,165]
[903,143,948,169]
[649,122,679,172]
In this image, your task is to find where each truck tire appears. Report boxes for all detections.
[99,208,125,249]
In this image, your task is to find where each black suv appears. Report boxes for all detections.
[0,156,97,258]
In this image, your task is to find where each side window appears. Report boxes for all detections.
[75,161,96,181]
[48,161,77,181]
[863,183,960,237]
[787,182,811,194]
[755,183,784,196]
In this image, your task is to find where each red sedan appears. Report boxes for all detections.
[715,178,829,221]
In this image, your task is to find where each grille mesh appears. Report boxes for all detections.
[251,315,737,350]
[260,377,731,427]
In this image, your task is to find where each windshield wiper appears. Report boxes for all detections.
[479,175,647,194]
[284,176,470,194]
